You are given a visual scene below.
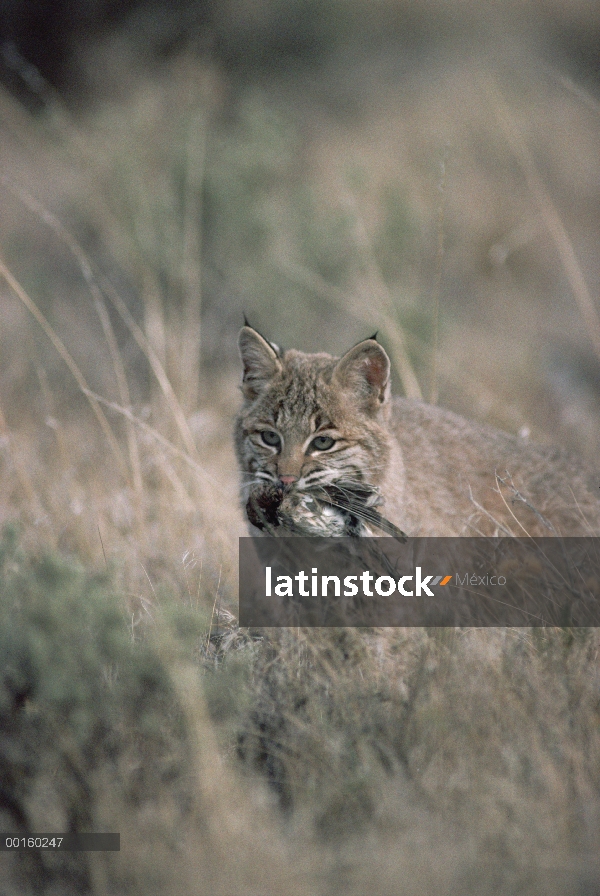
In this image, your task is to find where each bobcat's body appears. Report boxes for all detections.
[235,327,599,537]
[385,399,598,535]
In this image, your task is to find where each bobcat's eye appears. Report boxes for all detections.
[311,435,335,451]
[261,430,281,448]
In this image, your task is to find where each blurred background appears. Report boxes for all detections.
[3,1,600,571]
[2,0,600,625]
[2,1,600,537]
[1,5,600,893]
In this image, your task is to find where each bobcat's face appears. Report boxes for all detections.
[235,326,393,535]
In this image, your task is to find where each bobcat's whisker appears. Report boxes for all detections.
[236,325,599,538]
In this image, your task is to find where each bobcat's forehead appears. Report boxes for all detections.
[253,351,339,434]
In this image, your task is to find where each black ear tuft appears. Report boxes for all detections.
[352,332,379,350]
[241,317,277,352]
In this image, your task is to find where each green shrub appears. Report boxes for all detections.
[0,525,192,894]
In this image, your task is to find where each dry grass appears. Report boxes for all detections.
[1,27,600,895]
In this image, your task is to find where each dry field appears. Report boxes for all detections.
[1,11,600,893]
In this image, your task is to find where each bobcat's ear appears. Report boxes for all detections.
[238,326,282,400]
[333,339,391,413]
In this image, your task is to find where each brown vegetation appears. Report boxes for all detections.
[1,7,600,892]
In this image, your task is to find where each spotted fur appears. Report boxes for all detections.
[235,326,600,537]
[235,327,394,535]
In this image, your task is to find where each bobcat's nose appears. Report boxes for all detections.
[279,475,297,487]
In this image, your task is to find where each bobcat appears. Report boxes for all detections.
[235,325,600,537]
